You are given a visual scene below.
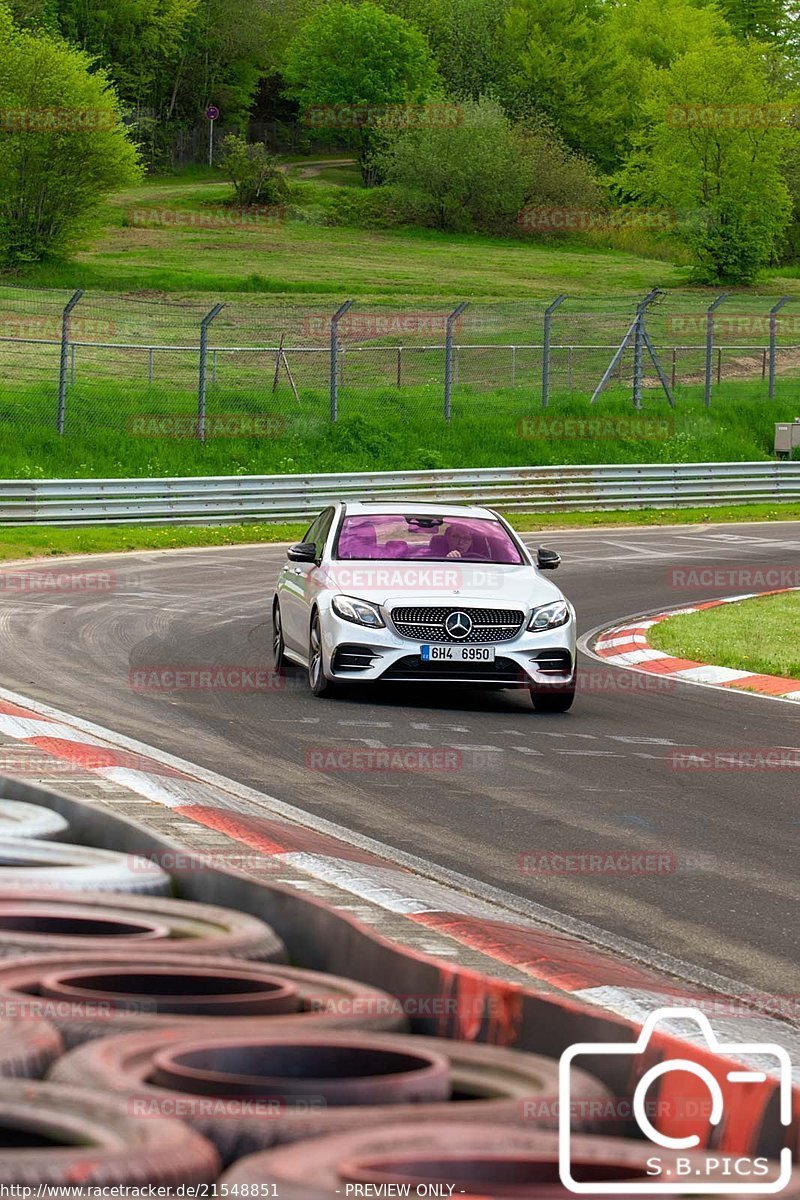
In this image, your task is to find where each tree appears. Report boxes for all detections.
[284,1,439,183]
[594,0,731,166]
[56,0,199,117]
[0,5,141,263]
[378,0,514,100]
[377,95,599,232]
[617,41,797,283]
[499,0,609,160]
[219,134,287,205]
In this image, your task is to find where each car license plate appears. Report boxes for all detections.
[421,645,495,663]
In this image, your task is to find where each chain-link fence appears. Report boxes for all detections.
[1,284,799,441]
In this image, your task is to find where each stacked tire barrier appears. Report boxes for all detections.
[0,790,795,1196]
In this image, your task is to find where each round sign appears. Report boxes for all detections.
[206,105,220,121]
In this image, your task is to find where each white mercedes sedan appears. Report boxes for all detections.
[272,502,576,710]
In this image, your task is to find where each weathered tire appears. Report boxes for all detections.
[0,1080,219,1187]
[0,799,69,841]
[0,1016,62,1078]
[0,890,286,962]
[219,1124,800,1196]
[0,838,170,895]
[50,1029,610,1162]
[11,953,405,1046]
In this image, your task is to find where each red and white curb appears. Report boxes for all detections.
[590,588,800,703]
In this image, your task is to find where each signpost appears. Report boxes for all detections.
[206,105,219,166]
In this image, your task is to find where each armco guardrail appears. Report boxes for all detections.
[1,461,799,526]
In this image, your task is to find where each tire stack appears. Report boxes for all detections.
[0,797,795,1197]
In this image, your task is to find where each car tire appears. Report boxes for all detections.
[0,1016,62,1078]
[50,1029,611,1161]
[0,1080,219,1187]
[0,799,69,841]
[0,890,286,962]
[0,838,171,895]
[26,955,405,1046]
[272,598,286,671]
[530,679,576,713]
[308,612,336,697]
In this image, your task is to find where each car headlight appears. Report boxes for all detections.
[331,595,385,628]
[528,600,571,631]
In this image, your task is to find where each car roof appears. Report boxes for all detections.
[340,501,499,520]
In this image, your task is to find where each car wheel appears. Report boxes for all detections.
[272,600,286,671]
[530,680,576,713]
[308,612,336,698]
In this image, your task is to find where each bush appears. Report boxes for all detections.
[0,4,141,264]
[376,96,600,233]
[218,135,288,207]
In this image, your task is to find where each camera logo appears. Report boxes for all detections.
[559,1007,793,1194]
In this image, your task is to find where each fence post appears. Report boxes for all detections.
[444,302,468,421]
[769,297,791,401]
[330,301,354,423]
[542,294,567,409]
[197,303,224,442]
[57,289,84,435]
[396,347,402,388]
[632,289,661,410]
[704,293,728,409]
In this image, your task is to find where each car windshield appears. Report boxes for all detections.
[335,515,524,564]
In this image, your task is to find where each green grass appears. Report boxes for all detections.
[8,165,800,302]
[649,592,800,680]
[0,386,796,479]
[0,167,697,301]
[0,502,798,562]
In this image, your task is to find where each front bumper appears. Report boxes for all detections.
[320,609,576,688]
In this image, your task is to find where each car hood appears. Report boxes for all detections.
[319,562,566,611]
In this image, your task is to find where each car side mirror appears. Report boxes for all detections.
[287,542,317,563]
[537,547,561,571]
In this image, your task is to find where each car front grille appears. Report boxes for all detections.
[390,606,525,645]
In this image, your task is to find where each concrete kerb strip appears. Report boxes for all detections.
[586,587,800,704]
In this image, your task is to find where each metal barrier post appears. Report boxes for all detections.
[542,294,567,409]
[330,301,354,422]
[769,297,791,400]
[444,302,468,421]
[633,289,661,410]
[57,289,84,435]
[197,303,224,442]
[704,293,728,408]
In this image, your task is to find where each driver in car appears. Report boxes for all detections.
[443,523,474,559]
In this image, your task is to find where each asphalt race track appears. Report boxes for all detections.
[2,520,798,997]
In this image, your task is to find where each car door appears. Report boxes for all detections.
[280,508,335,656]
